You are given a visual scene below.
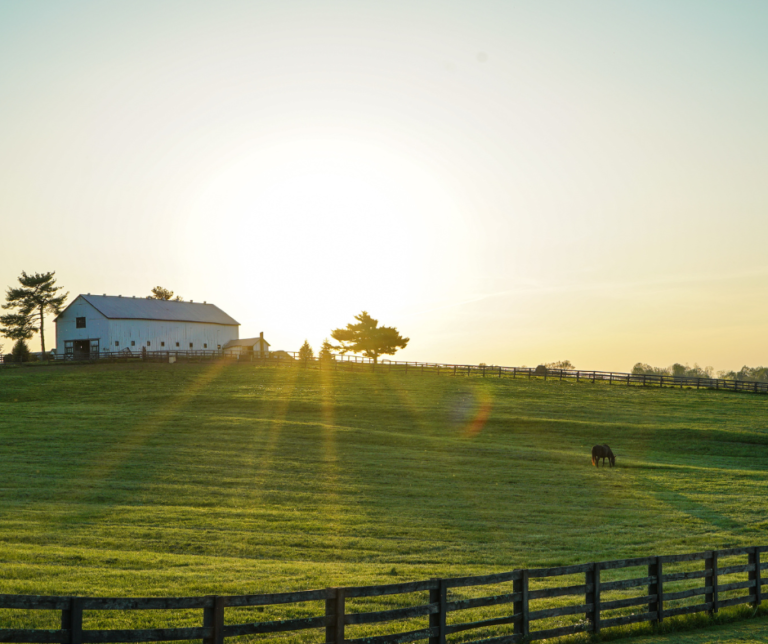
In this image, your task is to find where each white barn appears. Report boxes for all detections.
[55,294,239,359]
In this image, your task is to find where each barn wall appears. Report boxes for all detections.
[107,320,238,351]
[55,297,110,353]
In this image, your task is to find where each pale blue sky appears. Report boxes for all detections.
[1,1,767,370]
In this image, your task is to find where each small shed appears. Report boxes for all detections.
[223,332,270,358]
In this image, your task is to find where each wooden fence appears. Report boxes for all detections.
[2,546,766,644]
[6,350,768,396]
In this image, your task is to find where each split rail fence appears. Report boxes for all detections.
[7,350,768,396]
[2,546,766,644]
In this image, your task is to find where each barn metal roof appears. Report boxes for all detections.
[61,294,240,326]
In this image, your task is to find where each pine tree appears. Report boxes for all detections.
[319,338,334,361]
[299,340,314,361]
[1,271,68,356]
[11,339,31,363]
[330,311,409,364]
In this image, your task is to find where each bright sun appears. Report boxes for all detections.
[182,138,471,342]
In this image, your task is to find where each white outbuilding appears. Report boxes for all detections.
[223,332,270,358]
[55,294,240,359]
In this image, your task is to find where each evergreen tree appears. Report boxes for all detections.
[318,338,334,361]
[330,311,409,364]
[11,339,31,363]
[1,271,68,356]
[299,340,314,360]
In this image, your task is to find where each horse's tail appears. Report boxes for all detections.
[591,454,597,467]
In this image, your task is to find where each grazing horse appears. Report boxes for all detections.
[591,444,616,467]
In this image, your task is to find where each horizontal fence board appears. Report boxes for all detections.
[601,576,655,592]
[0,596,70,611]
[600,611,657,629]
[445,592,520,613]
[528,624,588,641]
[528,584,589,600]
[718,595,756,609]
[663,587,711,602]
[445,614,518,635]
[664,603,713,618]
[344,580,437,598]
[82,627,210,643]
[81,598,212,611]
[344,626,436,644]
[529,603,591,621]
[223,615,326,636]
[527,564,592,579]
[718,564,755,576]
[660,551,711,564]
[717,547,753,557]
[601,595,656,611]
[718,580,756,593]
[444,571,520,589]
[663,570,709,582]
[345,604,437,626]
[0,630,65,644]
[224,589,331,607]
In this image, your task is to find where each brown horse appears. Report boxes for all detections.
[591,444,615,467]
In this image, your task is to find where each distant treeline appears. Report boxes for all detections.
[632,362,768,382]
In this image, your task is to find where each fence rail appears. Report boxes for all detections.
[1,546,766,644]
[4,350,768,396]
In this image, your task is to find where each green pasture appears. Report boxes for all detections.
[1,362,767,641]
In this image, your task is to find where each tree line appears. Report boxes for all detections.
[632,361,768,382]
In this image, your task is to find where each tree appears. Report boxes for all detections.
[545,360,575,370]
[318,338,334,361]
[299,340,314,361]
[1,271,68,356]
[11,339,31,363]
[330,311,409,364]
[150,286,183,301]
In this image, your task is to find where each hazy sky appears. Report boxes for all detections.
[1,1,767,371]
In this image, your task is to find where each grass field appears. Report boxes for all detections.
[1,362,767,641]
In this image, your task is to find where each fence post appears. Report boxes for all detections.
[203,596,224,644]
[513,570,529,639]
[498,366,502,378]
[706,551,719,615]
[429,579,447,644]
[61,597,83,644]
[749,548,762,606]
[325,588,345,644]
[649,557,663,624]
[586,563,601,633]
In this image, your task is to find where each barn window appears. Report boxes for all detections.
[131,341,135,347]
[161,341,165,347]
[204,343,207,348]
[147,341,151,347]
[76,317,86,328]
[175,342,179,347]
[189,342,193,348]
[115,341,119,347]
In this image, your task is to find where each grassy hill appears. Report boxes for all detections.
[1,362,767,640]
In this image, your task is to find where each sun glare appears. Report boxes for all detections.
[183,138,471,344]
